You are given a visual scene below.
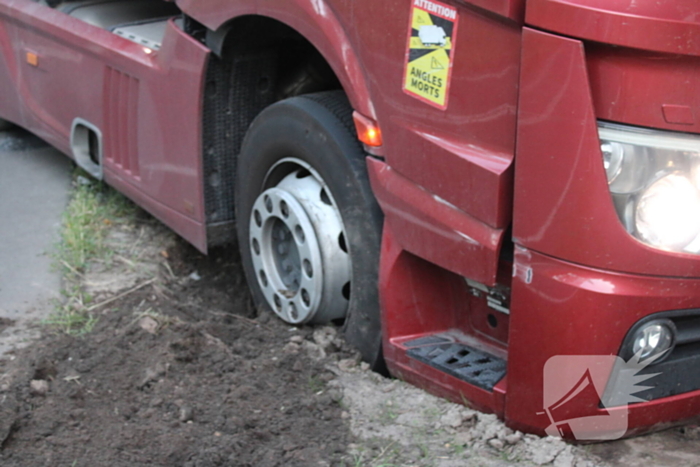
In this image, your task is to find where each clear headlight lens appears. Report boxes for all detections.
[598,122,700,254]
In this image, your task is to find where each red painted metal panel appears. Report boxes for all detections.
[526,0,700,57]
[368,157,505,286]
[587,44,700,135]
[103,22,210,251]
[0,16,22,127]
[506,247,700,435]
[458,0,524,23]
[106,166,207,252]
[0,1,155,153]
[353,0,520,228]
[514,28,700,278]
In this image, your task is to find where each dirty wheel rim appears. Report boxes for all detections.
[249,159,351,324]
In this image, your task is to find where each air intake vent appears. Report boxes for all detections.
[104,67,140,178]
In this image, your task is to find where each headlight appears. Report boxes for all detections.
[598,122,700,254]
[621,319,676,363]
[636,174,700,250]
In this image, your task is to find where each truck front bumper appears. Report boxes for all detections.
[506,246,700,438]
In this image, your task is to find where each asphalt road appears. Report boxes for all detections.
[0,126,72,356]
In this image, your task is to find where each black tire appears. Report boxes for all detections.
[235,91,386,371]
[0,119,14,131]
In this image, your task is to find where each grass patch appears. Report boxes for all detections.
[54,175,135,275]
[44,286,97,336]
[46,173,136,335]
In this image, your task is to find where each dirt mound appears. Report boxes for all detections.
[0,231,353,466]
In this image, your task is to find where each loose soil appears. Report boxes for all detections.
[2,199,700,466]
[0,214,354,467]
[0,318,12,334]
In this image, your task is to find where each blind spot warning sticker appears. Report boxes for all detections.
[403,0,459,110]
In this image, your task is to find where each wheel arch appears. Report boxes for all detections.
[182,0,376,120]
[192,8,378,247]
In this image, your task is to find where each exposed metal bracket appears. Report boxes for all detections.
[465,277,510,315]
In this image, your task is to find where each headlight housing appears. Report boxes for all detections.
[598,122,700,254]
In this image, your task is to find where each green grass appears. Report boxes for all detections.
[45,172,136,335]
[44,286,97,336]
[54,175,135,275]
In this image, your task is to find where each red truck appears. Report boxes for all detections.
[2,0,700,439]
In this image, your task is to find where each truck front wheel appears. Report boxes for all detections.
[235,91,385,371]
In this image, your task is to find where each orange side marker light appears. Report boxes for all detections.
[352,111,383,147]
[26,52,38,67]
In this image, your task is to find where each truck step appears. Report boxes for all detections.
[405,337,506,391]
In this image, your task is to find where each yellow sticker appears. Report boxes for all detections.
[403,0,458,110]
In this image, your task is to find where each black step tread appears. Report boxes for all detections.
[403,335,451,348]
[407,342,506,391]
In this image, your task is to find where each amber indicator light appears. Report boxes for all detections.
[26,52,38,67]
[352,111,383,147]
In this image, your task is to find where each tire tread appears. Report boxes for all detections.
[298,91,360,150]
